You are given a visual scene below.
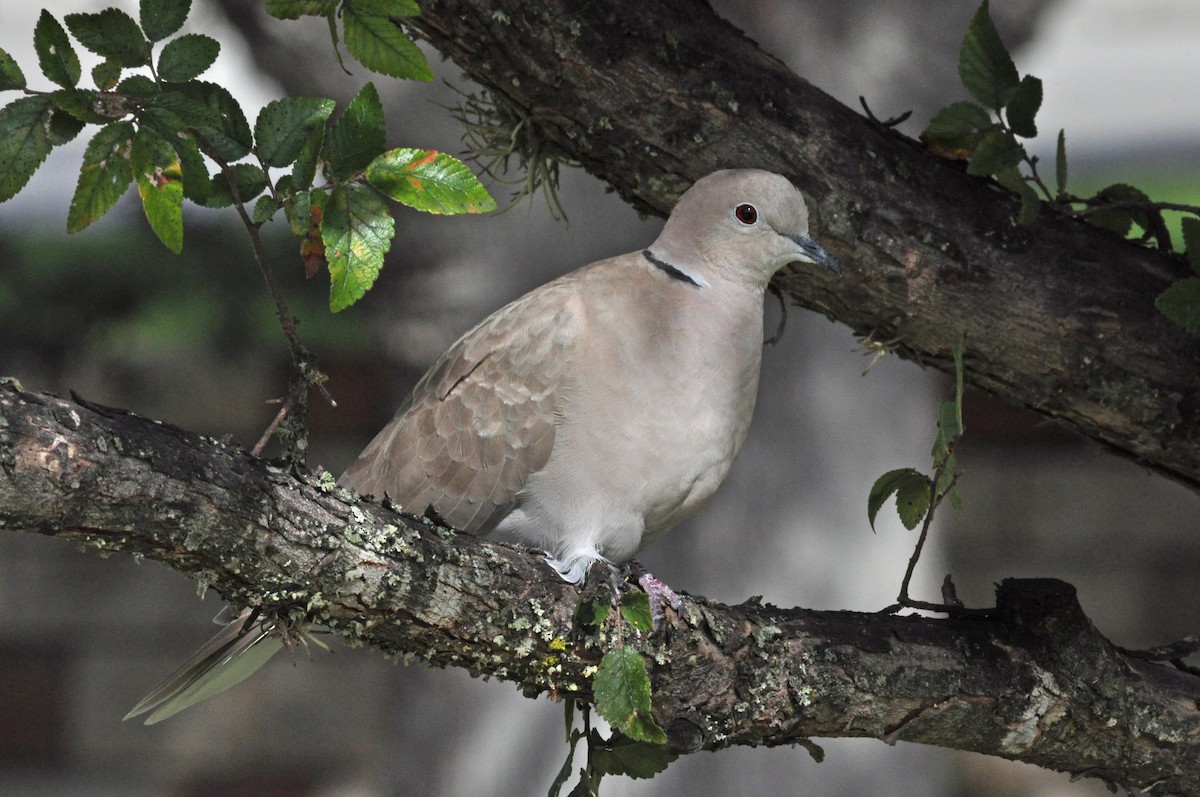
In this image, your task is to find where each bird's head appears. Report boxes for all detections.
[647,169,840,290]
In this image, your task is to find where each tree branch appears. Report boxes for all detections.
[405,0,1200,489]
[3,384,1198,794]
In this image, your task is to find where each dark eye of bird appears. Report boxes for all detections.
[735,203,758,225]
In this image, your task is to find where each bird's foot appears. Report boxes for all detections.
[625,561,681,630]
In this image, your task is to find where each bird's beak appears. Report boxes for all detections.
[787,234,841,275]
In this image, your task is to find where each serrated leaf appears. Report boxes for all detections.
[211,162,269,207]
[921,101,993,159]
[68,122,136,233]
[292,123,325,190]
[620,592,653,634]
[285,188,312,236]
[255,96,335,168]
[166,81,252,160]
[158,34,220,82]
[594,648,665,744]
[965,129,1023,177]
[1055,129,1067,196]
[994,166,1040,226]
[366,148,496,214]
[35,11,82,89]
[867,468,931,532]
[49,88,110,125]
[348,0,421,16]
[117,74,157,96]
[65,9,151,68]
[140,0,191,42]
[0,96,54,202]
[592,733,677,779]
[324,83,385,179]
[92,58,122,90]
[1155,278,1200,335]
[321,183,395,312]
[1004,74,1041,138]
[264,0,338,19]
[895,474,932,530]
[132,127,184,252]
[0,47,26,91]
[1086,183,1150,238]
[573,598,611,629]
[958,0,1019,110]
[168,132,211,204]
[252,194,279,224]
[1180,217,1200,275]
[343,6,432,80]
[47,109,86,146]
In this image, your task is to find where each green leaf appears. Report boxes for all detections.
[965,129,1023,177]
[1156,277,1200,335]
[68,121,136,233]
[47,109,86,146]
[205,162,269,208]
[1004,75,1041,138]
[1054,129,1067,196]
[140,0,191,42]
[594,648,666,744]
[157,34,220,82]
[254,96,336,168]
[253,194,279,224]
[573,598,611,629]
[0,96,54,203]
[922,101,993,157]
[166,81,252,160]
[366,148,496,214]
[132,127,184,252]
[321,183,395,312]
[1086,183,1150,238]
[958,0,1019,110]
[343,6,433,80]
[620,593,653,634]
[348,0,422,16]
[167,132,211,204]
[1180,216,1200,275]
[993,166,1040,226]
[932,399,961,460]
[49,88,110,124]
[285,189,311,236]
[35,11,82,89]
[264,0,338,19]
[592,733,677,779]
[0,48,26,91]
[868,467,931,532]
[65,8,151,68]
[117,74,157,96]
[325,82,386,179]
[292,123,325,190]
[92,58,122,90]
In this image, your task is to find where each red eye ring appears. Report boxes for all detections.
[734,203,758,225]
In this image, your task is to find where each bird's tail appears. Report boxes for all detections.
[123,607,284,725]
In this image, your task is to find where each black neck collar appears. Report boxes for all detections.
[643,250,702,288]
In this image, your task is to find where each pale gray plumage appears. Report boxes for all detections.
[125,168,839,723]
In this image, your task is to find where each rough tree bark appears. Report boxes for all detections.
[3,384,1199,795]
[403,0,1200,489]
[3,2,1198,794]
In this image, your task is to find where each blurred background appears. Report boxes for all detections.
[1,1,1197,795]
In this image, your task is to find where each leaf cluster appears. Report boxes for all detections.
[919,1,1200,334]
[0,0,494,312]
[868,337,965,536]
[561,593,676,795]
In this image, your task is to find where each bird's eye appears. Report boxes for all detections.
[734,203,759,225]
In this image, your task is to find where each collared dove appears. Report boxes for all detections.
[125,168,840,724]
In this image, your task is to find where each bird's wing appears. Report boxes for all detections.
[338,276,585,534]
